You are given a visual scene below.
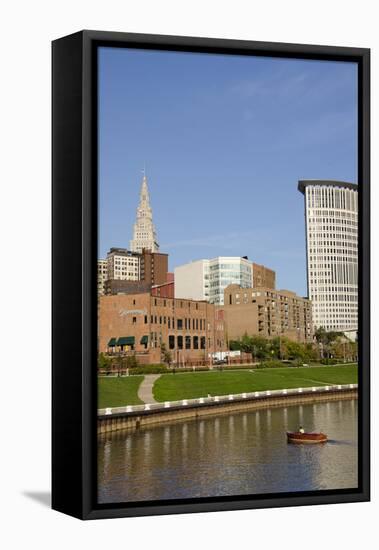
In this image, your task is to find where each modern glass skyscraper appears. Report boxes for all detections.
[208,257,253,305]
[298,180,358,334]
[175,257,253,305]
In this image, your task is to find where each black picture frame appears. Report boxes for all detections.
[52,30,370,520]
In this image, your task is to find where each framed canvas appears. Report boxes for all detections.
[52,30,370,520]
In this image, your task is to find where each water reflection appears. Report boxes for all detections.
[98,400,358,504]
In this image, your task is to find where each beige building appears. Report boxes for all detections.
[130,175,159,253]
[223,284,313,343]
[106,248,140,281]
[252,263,276,289]
[97,259,108,296]
[98,293,226,364]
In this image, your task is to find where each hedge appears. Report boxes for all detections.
[130,364,168,374]
[256,360,289,369]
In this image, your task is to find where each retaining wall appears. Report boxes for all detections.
[98,384,358,434]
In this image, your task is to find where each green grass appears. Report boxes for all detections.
[153,365,358,402]
[98,376,144,408]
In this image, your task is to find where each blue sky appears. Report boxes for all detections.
[98,47,358,296]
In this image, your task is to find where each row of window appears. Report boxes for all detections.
[309,210,358,219]
[152,298,200,310]
[168,335,207,350]
[134,314,208,331]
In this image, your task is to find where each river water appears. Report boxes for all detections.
[98,399,358,504]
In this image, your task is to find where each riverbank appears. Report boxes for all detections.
[98,364,358,407]
[98,384,358,434]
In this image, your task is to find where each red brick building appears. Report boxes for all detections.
[99,292,226,365]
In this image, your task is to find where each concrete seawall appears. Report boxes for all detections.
[98,384,358,435]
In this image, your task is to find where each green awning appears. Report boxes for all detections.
[107,337,117,347]
[140,335,148,344]
[117,336,135,346]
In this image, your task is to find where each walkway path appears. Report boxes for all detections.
[138,374,161,404]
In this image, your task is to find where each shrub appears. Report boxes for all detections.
[320,358,340,365]
[256,360,287,369]
[98,352,111,372]
[130,364,168,375]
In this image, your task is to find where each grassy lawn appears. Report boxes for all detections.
[98,376,144,408]
[153,365,358,402]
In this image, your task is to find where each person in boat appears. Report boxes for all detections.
[298,426,305,434]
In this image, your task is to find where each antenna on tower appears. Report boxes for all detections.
[142,162,146,179]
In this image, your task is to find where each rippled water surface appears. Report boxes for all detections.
[98,399,358,503]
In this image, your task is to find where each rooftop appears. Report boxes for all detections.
[298,180,358,194]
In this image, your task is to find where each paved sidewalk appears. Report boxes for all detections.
[138,374,161,404]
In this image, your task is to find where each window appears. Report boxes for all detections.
[200,336,206,349]
[177,335,183,349]
[185,336,191,349]
[177,319,183,330]
[132,317,137,324]
[169,335,175,350]
[193,336,199,349]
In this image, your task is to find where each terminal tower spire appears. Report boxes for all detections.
[130,174,159,253]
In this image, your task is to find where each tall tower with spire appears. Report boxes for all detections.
[130,174,159,253]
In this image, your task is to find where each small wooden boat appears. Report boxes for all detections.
[287,431,327,444]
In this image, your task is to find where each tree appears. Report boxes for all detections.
[229,340,242,351]
[126,355,139,369]
[285,340,307,361]
[242,335,269,360]
[98,352,111,374]
[113,355,125,376]
[161,342,172,366]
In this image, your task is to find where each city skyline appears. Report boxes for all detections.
[98,47,358,296]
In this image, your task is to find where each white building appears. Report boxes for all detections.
[174,260,210,302]
[106,248,140,281]
[298,180,358,333]
[130,174,159,253]
[175,256,253,305]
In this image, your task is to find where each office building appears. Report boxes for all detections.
[103,248,169,295]
[130,174,159,253]
[140,249,168,286]
[298,180,358,333]
[106,248,140,281]
[175,256,275,305]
